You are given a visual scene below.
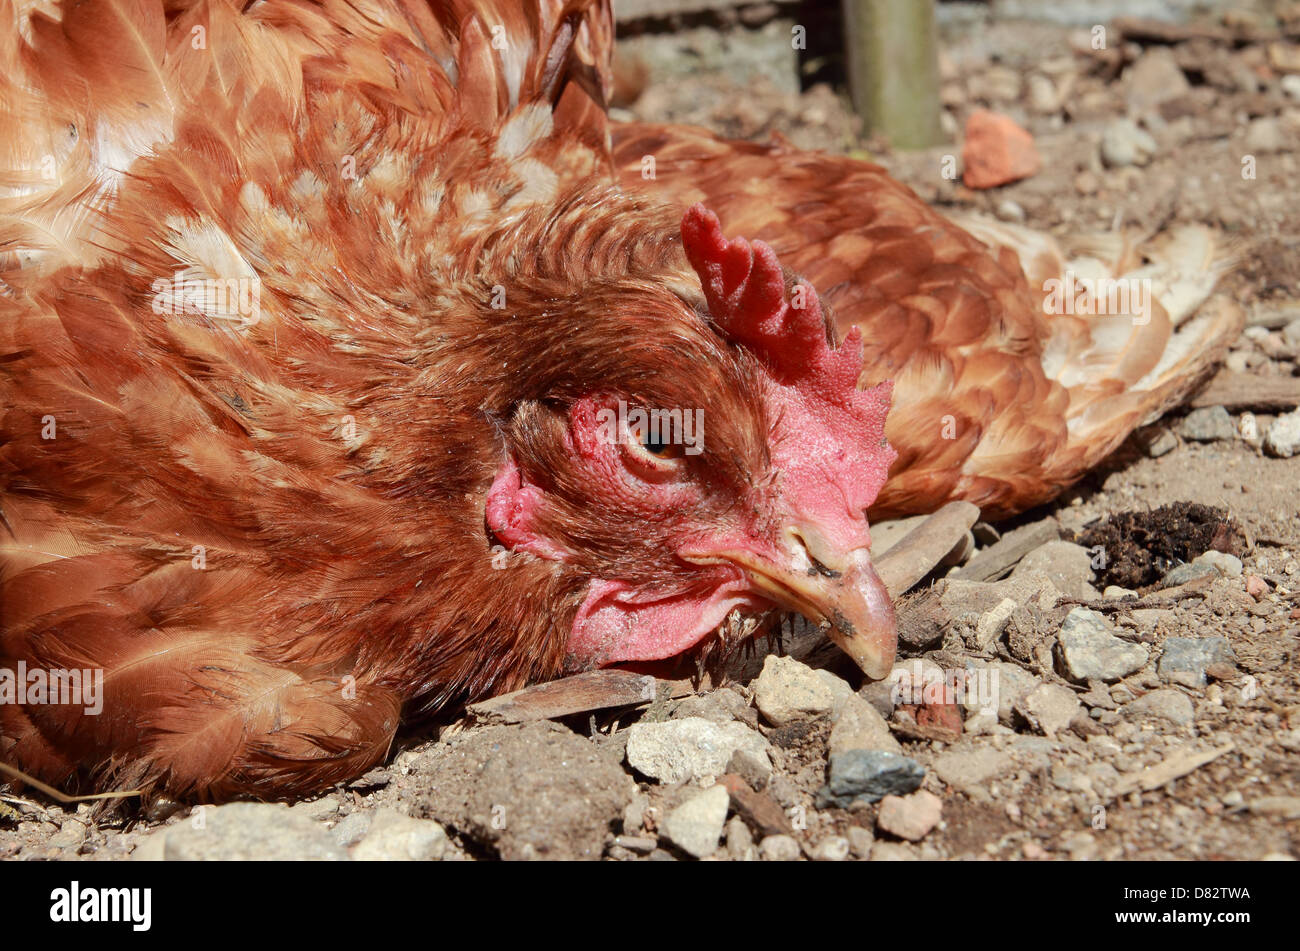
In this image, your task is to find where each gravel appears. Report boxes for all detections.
[877,791,943,841]
[1056,607,1150,682]
[1123,689,1196,726]
[1157,636,1237,689]
[753,655,836,726]
[625,716,770,784]
[817,751,926,808]
[661,785,730,859]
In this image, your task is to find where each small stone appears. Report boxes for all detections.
[759,834,802,862]
[140,803,349,861]
[995,199,1026,223]
[1245,116,1286,153]
[1157,637,1236,688]
[1265,408,1300,458]
[1015,683,1082,736]
[1246,574,1269,599]
[962,109,1041,189]
[1144,428,1177,457]
[1282,75,1300,100]
[331,811,373,848]
[1179,405,1235,442]
[753,655,835,726]
[726,746,774,791]
[811,836,851,861]
[622,795,649,835]
[1123,48,1191,112]
[1012,541,1097,600]
[350,808,448,861]
[933,748,1015,790]
[662,785,730,859]
[725,816,756,861]
[877,790,942,841]
[870,842,919,861]
[1027,73,1058,113]
[625,717,770,784]
[829,693,903,756]
[1124,689,1195,726]
[1057,608,1149,682]
[974,596,1019,650]
[846,825,874,859]
[1282,319,1300,349]
[813,669,854,720]
[1101,118,1158,168]
[1164,550,1244,586]
[818,751,926,808]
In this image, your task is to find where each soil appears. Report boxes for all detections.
[2,13,1298,862]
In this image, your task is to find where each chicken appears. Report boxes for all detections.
[0,0,1238,801]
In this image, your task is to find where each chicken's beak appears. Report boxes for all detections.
[681,525,897,680]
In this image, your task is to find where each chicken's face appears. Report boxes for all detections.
[485,205,898,679]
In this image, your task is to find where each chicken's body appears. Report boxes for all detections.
[0,0,1239,800]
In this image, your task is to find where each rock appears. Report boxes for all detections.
[1282,318,1300,349]
[726,745,774,791]
[814,669,854,720]
[1027,73,1058,113]
[1123,48,1191,112]
[1158,637,1236,689]
[421,721,633,860]
[817,751,926,808]
[829,693,903,757]
[1056,608,1150,682]
[1282,75,1300,100]
[1104,585,1137,599]
[847,825,874,859]
[753,655,835,726]
[995,199,1026,223]
[1124,689,1195,726]
[870,842,918,861]
[811,836,851,861]
[1265,408,1300,458]
[1144,428,1177,457]
[759,834,802,861]
[350,808,448,861]
[1101,118,1158,167]
[626,717,770,785]
[1015,684,1082,736]
[1012,541,1097,600]
[662,785,730,859]
[138,803,349,861]
[1245,116,1287,153]
[933,748,1015,790]
[974,596,1019,650]
[669,693,735,725]
[725,815,756,861]
[877,791,942,841]
[1246,575,1269,599]
[979,660,1041,725]
[860,679,897,719]
[1164,550,1243,586]
[962,109,1041,189]
[1178,405,1235,442]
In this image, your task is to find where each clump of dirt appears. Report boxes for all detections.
[1074,502,1245,589]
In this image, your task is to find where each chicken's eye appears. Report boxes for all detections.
[639,434,684,459]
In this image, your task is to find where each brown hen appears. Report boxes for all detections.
[0,0,1238,801]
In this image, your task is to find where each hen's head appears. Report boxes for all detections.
[483,204,897,679]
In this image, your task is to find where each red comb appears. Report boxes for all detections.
[681,203,893,424]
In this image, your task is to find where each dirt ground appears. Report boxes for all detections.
[2,13,1298,861]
